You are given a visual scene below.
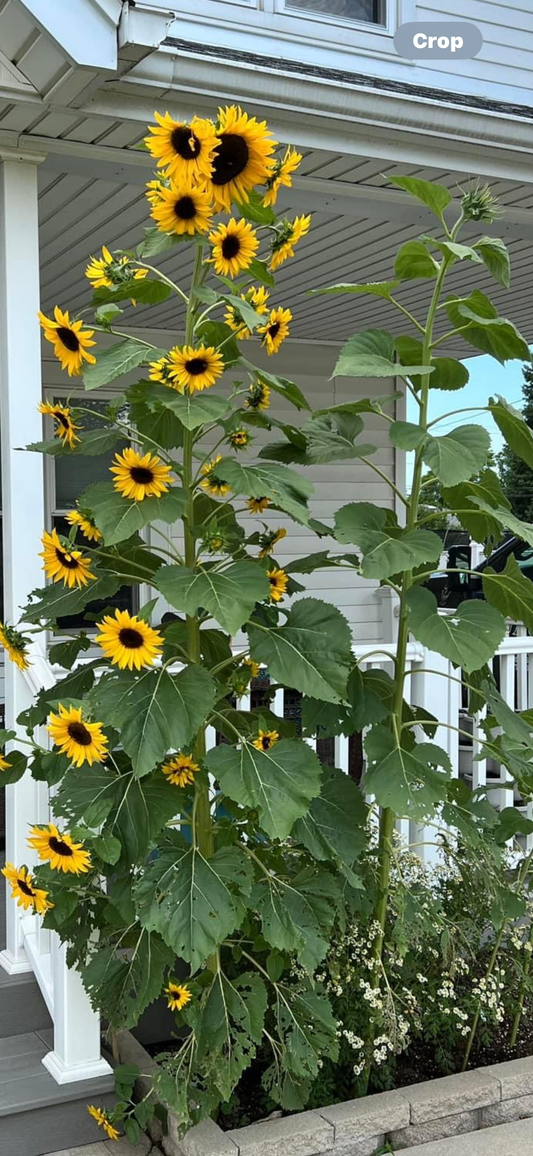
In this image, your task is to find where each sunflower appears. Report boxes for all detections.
[85,246,148,303]
[200,455,232,498]
[162,753,200,787]
[27,824,92,875]
[65,506,102,543]
[38,307,96,377]
[267,567,289,602]
[38,401,81,449]
[263,147,303,208]
[40,529,95,589]
[167,345,224,393]
[165,982,192,1012]
[96,608,163,671]
[244,382,270,411]
[258,307,292,356]
[145,177,169,207]
[0,753,11,771]
[149,355,175,386]
[247,496,270,514]
[0,622,31,671]
[209,218,259,278]
[270,214,311,271]
[2,863,53,915]
[145,112,218,182]
[252,729,279,752]
[87,1105,120,1142]
[206,535,224,553]
[151,180,213,236]
[244,656,260,678]
[224,285,270,339]
[259,527,287,558]
[229,429,250,450]
[210,105,277,211]
[110,446,173,502]
[48,703,108,768]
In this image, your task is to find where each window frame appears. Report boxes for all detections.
[272,0,390,36]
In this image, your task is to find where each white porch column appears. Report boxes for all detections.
[42,936,112,1084]
[0,149,46,975]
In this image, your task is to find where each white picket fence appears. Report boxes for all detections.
[2,627,533,1084]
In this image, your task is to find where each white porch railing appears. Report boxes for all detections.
[3,631,533,1082]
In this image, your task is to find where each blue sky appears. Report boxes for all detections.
[405,353,526,486]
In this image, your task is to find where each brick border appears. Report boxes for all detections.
[118,1032,533,1154]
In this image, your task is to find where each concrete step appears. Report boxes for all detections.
[0,1031,115,1156]
[399,1116,533,1154]
[0,963,53,1038]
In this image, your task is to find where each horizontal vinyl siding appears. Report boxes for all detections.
[415,2,533,96]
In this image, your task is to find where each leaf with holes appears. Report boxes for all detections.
[205,738,322,840]
[81,931,175,1029]
[196,971,268,1102]
[253,868,340,972]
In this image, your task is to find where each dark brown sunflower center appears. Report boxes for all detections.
[221,234,241,259]
[269,575,278,585]
[48,836,73,857]
[18,877,35,897]
[67,721,92,746]
[130,466,154,484]
[170,126,201,159]
[174,195,197,220]
[261,736,272,750]
[56,549,81,570]
[118,627,144,649]
[212,134,249,185]
[54,411,71,429]
[57,327,80,353]
[268,323,280,339]
[185,357,208,376]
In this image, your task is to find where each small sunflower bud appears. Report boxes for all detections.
[460,182,501,223]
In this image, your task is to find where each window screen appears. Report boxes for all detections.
[284,0,385,23]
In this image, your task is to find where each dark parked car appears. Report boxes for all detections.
[428,536,533,609]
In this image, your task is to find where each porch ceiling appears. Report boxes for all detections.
[34,144,533,355]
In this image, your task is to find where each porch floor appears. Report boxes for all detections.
[48,1137,155,1155]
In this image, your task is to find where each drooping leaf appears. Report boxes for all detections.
[84,340,164,389]
[81,931,175,1029]
[493,808,533,846]
[422,424,490,486]
[81,482,187,546]
[334,502,441,580]
[92,279,172,307]
[157,561,269,636]
[365,725,451,820]
[22,572,121,624]
[442,470,510,542]
[248,598,352,704]
[196,971,268,1101]
[394,338,469,392]
[388,175,452,218]
[445,291,529,364]
[406,586,506,673]
[48,634,91,670]
[0,750,28,785]
[394,240,438,280]
[89,665,217,777]
[253,868,339,971]
[292,766,367,879]
[299,413,377,464]
[333,328,432,380]
[264,982,338,1108]
[310,280,400,299]
[483,555,533,634]
[157,391,230,431]
[205,738,322,840]
[471,500,533,550]
[213,459,313,525]
[135,843,252,970]
[27,428,124,457]
[474,237,510,288]
[489,394,533,471]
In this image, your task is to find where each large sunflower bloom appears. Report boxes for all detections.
[85,246,148,302]
[96,608,163,671]
[38,402,81,449]
[168,345,224,393]
[263,147,302,208]
[151,181,213,236]
[267,567,289,602]
[38,307,96,377]
[162,753,200,787]
[270,214,311,271]
[244,382,271,411]
[224,285,269,339]
[27,824,92,875]
[2,863,53,915]
[40,529,95,589]
[0,622,31,671]
[165,982,192,1012]
[210,105,277,210]
[209,218,259,278]
[87,1105,120,1142]
[252,729,279,752]
[145,112,218,182]
[258,307,292,355]
[110,446,173,502]
[200,455,232,498]
[48,703,108,768]
[65,506,102,543]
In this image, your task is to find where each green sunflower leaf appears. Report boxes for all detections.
[422,423,490,486]
[81,931,175,1029]
[196,320,240,367]
[205,738,322,840]
[334,502,442,580]
[240,360,310,411]
[365,725,451,820]
[91,279,172,307]
[292,767,367,881]
[489,394,533,470]
[252,868,340,972]
[137,227,192,258]
[299,413,377,464]
[248,598,352,703]
[388,175,452,217]
[445,291,529,364]
[394,240,439,280]
[157,392,230,431]
[474,237,510,288]
[26,428,123,457]
[89,665,217,777]
[0,750,28,785]
[157,561,268,635]
[81,482,187,546]
[22,573,121,625]
[333,329,433,380]
[441,470,511,542]
[470,500,533,550]
[245,257,275,287]
[135,843,253,970]
[309,281,400,299]
[196,971,268,1103]
[83,340,165,390]
[406,586,506,673]
[213,458,312,524]
[482,555,533,633]
[48,634,92,670]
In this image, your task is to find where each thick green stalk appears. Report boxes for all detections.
[361,250,453,1091]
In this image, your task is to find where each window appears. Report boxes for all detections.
[284,0,385,25]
